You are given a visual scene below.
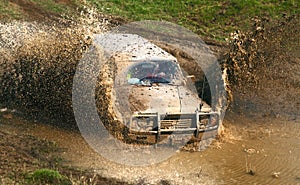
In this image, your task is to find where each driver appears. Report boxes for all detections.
[157,72,166,78]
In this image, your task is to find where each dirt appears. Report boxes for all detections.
[0,2,299,185]
[6,0,66,22]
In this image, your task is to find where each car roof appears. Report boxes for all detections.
[94,33,177,62]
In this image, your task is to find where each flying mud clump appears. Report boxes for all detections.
[222,14,299,116]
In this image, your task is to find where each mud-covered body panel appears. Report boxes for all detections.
[94,33,219,144]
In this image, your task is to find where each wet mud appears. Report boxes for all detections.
[0,8,299,185]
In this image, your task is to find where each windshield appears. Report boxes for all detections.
[127,60,183,85]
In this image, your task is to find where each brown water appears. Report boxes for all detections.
[202,114,300,184]
[4,112,297,185]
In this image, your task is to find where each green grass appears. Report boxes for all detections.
[0,1,22,19]
[86,0,300,41]
[31,0,70,13]
[26,169,71,185]
[0,0,299,41]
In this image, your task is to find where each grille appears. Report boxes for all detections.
[161,118,192,129]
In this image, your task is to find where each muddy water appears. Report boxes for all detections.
[204,114,300,184]
[3,112,298,185]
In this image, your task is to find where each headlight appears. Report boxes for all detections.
[130,117,154,131]
[209,115,218,126]
[198,115,209,129]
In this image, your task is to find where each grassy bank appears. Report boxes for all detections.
[1,0,299,41]
[87,0,299,40]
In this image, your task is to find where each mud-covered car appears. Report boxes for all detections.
[95,33,219,144]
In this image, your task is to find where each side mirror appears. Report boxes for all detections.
[199,103,204,110]
[186,75,196,82]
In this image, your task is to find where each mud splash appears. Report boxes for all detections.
[222,14,300,118]
[0,7,121,127]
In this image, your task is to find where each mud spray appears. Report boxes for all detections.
[0,7,118,127]
[222,15,299,118]
[0,10,299,136]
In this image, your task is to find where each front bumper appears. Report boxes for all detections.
[127,110,219,144]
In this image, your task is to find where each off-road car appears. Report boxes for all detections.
[95,33,219,144]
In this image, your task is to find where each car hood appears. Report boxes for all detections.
[127,84,204,115]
